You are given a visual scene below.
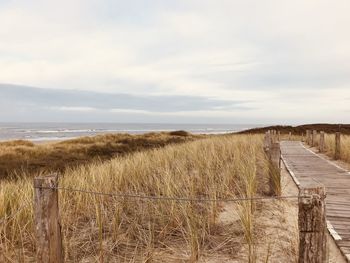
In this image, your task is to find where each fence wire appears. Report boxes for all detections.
[35,185,303,203]
[0,186,302,225]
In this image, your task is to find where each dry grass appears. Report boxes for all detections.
[0,134,274,262]
[323,133,350,163]
[0,132,199,180]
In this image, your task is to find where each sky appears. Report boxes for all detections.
[0,0,350,124]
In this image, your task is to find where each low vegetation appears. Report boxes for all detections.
[323,133,350,163]
[0,131,199,180]
[0,134,284,262]
[240,124,350,135]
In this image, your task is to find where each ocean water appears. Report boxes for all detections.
[0,123,260,142]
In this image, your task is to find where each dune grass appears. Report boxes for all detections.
[0,132,199,180]
[304,132,350,163]
[323,133,350,163]
[0,134,271,262]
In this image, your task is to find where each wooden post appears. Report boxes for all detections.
[319,131,325,153]
[306,130,311,145]
[270,142,281,169]
[335,132,341,160]
[267,130,272,146]
[34,174,63,263]
[273,130,277,143]
[269,142,281,196]
[298,186,327,263]
[264,131,271,153]
[277,131,281,142]
[312,130,317,147]
[289,132,292,140]
[270,130,274,143]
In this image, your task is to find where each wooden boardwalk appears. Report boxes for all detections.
[281,141,350,261]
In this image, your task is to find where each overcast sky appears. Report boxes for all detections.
[0,0,349,124]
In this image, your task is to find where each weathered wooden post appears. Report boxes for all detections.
[306,130,311,145]
[309,130,312,145]
[270,130,274,143]
[312,130,317,147]
[319,131,325,153]
[298,186,327,263]
[270,142,281,169]
[34,174,63,263]
[289,131,292,140]
[305,130,307,144]
[269,142,281,196]
[274,130,277,143]
[335,132,341,160]
[277,131,281,142]
[264,131,271,153]
[270,131,274,146]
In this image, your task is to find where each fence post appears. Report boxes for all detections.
[335,132,341,160]
[306,130,311,145]
[289,132,292,140]
[34,174,63,263]
[319,131,325,153]
[269,142,281,196]
[274,130,277,143]
[277,131,281,142]
[298,186,327,263]
[270,131,274,147]
[270,130,274,143]
[264,131,271,153]
[312,130,317,147]
[270,130,275,144]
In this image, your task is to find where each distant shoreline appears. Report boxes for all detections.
[0,131,232,144]
[2,123,350,144]
[0,123,256,142]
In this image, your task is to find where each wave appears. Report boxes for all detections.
[33,128,236,134]
[35,129,99,133]
[0,123,255,141]
[29,136,77,142]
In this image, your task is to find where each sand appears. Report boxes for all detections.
[203,152,347,263]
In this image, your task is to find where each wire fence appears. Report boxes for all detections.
[0,185,302,226]
[35,185,302,203]
[26,186,302,262]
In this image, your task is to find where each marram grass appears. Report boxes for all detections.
[323,134,350,163]
[0,134,269,262]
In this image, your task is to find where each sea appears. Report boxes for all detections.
[0,123,261,142]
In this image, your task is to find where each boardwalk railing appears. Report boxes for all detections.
[31,177,307,263]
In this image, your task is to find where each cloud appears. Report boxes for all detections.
[50,106,97,112]
[0,84,258,123]
[0,0,350,123]
[0,84,250,112]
